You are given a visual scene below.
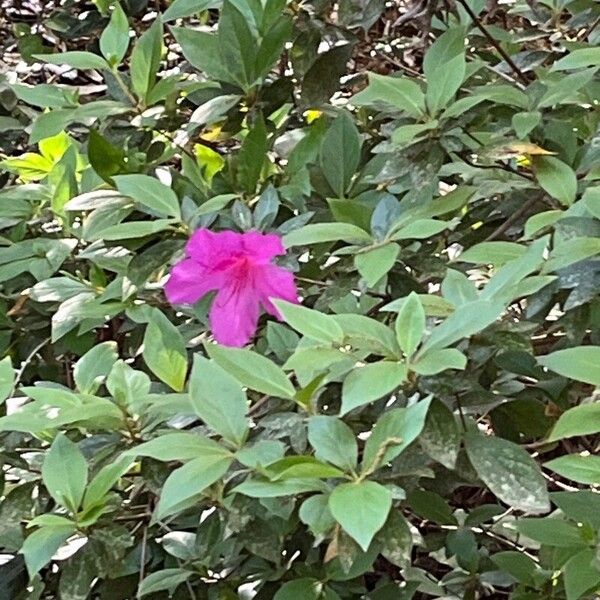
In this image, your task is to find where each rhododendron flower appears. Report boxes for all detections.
[165,228,298,347]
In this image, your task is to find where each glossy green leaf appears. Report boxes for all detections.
[341,361,407,415]
[329,481,392,551]
[189,355,249,446]
[143,310,188,391]
[207,344,295,399]
[465,432,550,514]
[538,346,600,387]
[42,434,88,512]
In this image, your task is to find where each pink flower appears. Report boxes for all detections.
[165,228,298,347]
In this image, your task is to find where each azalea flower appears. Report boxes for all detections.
[165,228,298,347]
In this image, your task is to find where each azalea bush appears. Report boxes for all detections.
[1,0,600,598]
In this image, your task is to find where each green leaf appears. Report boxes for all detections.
[354,243,399,287]
[0,116,22,132]
[441,269,478,306]
[170,27,233,83]
[143,310,188,391]
[362,399,432,471]
[99,3,129,65]
[72,341,118,394]
[351,72,425,118]
[383,294,455,318]
[283,222,372,247]
[138,569,191,597]
[188,355,249,446]
[299,495,335,536]
[238,115,268,194]
[232,477,326,498]
[218,0,256,89]
[163,0,218,20]
[156,455,233,519]
[583,186,600,219]
[329,481,392,551]
[420,300,504,353]
[512,111,541,138]
[544,237,600,272]
[545,455,600,485]
[320,113,361,197]
[206,344,295,399]
[552,491,600,528]
[523,209,563,238]
[548,403,600,441]
[196,193,238,215]
[341,361,407,415]
[423,26,466,76]
[33,51,109,70]
[21,525,77,576]
[419,398,460,469]
[274,578,324,600]
[273,300,344,345]
[391,121,438,146]
[377,511,413,567]
[130,18,163,102]
[457,241,526,266]
[42,433,88,512]
[106,360,151,408]
[332,314,400,356]
[390,218,448,240]
[0,356,14,403]
[394,292,425,358]
[491,552,537,585]
[538,68,595,108]
[551,47,600,71]
[517,517,585,547]
[255,16,292,81]
[235,440,285,468]
[465,432,550,514]
[124,432,231,462]
[308,416,358,472]
[301,43,354,108]
[425,53,466,115]
[83,455,134,510]
[533,156,577,206]
[411,348,467,376]
[563,549,600,600]
[538,346,600,387]
[12,83,78,109]
[407,488,457,525]
[266,456,346,480]
[96,219,176,240]
[113,174,181,219]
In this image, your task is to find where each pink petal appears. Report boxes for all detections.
[209,280,261,347]
[165,258,224,304]
[256,264,299,318]
[241,232,285,263]
[185,228,243,267]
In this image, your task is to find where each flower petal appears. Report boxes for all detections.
[241,232,285,263]
[209,280,261,347]
[165,258,223,304]
[256,264,299,318]
[185,228,243,267]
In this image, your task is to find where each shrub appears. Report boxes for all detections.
[0,0,599,598]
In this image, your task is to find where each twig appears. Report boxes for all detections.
[580,15,600,40]
[459,153,535,182]
[483,195,540,241]
[138,525,149,588]
[455,394,468,431]
[455,0,529,85]
[10,336,51,397]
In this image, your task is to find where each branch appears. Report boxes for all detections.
[455,0,529,85]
